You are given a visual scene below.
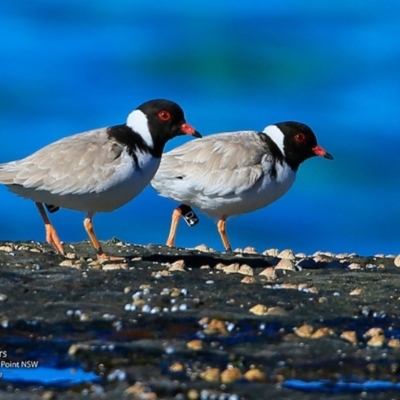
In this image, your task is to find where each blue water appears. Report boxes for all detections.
[0,365,99,386]
[0,1,399,255]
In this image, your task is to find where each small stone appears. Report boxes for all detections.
[222,263,240,274]
[350,288,362,295]
[169,362,185,372]
[394,254,400,267]
[244,368,266,382]
[275,258,295,271]
[194,244,213,252]
[0,245,13,252]
[347,262,361,270]
[340,331,358,345]
[41,391,56,400]
[278,249,295,259]
[367,334,385,347]
[200,264,210,269]
[313,255,330,263]
[265,306,288,316]
[170,288,181,297]
[296,252,307,258]
[59,259,74,267]
[259,267,276,279]
[263,248,279,256]
[318,297,328,303]
[238,264,253,275]
[388,338,400,348]
[168,259,186,272]
[187,339,203,350]
[294,324,314,338]
[65,252,77,259]
[241,276,255,284]
[68,343,91,357]
[220,367,242,384]
[243,246,258,254]
[364,327,384,338]
[200,367,220,382]
[0,294,8,302]
[280,283,297,290]
[311,327,334,339]
[124,383,146,397]
[249,304,268,316]
[204,319,228,336]
[187,389,199,400]
[101,262,128,270]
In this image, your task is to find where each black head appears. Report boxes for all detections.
[136,99,201,151]
[271,121,333,170]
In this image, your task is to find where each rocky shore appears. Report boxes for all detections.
[1,239,400,400]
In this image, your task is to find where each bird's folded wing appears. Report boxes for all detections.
[155,131,272,197]
[0,129,126,195]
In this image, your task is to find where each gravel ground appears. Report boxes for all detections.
[1,239,400,400]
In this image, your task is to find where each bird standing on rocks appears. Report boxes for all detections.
[151,121,333,251]
[0,99,201,261]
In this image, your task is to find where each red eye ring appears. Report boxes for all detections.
[158,110,171,121]
[294,133,306,142]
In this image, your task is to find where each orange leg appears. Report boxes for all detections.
[83,212,124,263]
[217,216,232,252]
[166,207,182,247]
[35,202,65,255]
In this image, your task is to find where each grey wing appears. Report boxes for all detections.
[154,131,271,197]
[0,129,125,195]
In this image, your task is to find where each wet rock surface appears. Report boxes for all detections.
[1,240,400,399]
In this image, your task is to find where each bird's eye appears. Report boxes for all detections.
[294,133,306,142]
[158,110,171,121]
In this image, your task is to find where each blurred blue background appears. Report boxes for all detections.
[0,1,399,256]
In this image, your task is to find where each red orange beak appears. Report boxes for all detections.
[180,123,202,138]
[312,145,333,159]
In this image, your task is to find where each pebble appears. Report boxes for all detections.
[194,244,213,252]
[349,288,362,295]
[187,339,204,350]
[243,368,266,382]
[294,324,314,338]
[278,249,295,259]
[311,327,334,339]
[168,259,186,272]
[275,258,295,271]
[241,276,255,284]
[348,262,361,270]
[263,248,279,257]
[364,327,383,338]
[169,362,185,372]
[259,267,276,279]
[388,338,400,348]
[200,367,220,382]
[205,280,214,285]
[395,254,400,267]
[204,319,228,336]
[242,246,258,254]
[221,263,240,274]
[238,264,253,276]
[220,367,242,383]
[249,304,268,316]
[367,333,385,347]
[340,330,358,345]
[0,294,8,302]
[0,245,13,252]
[265,306,288,316]
[102,262,128,270]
